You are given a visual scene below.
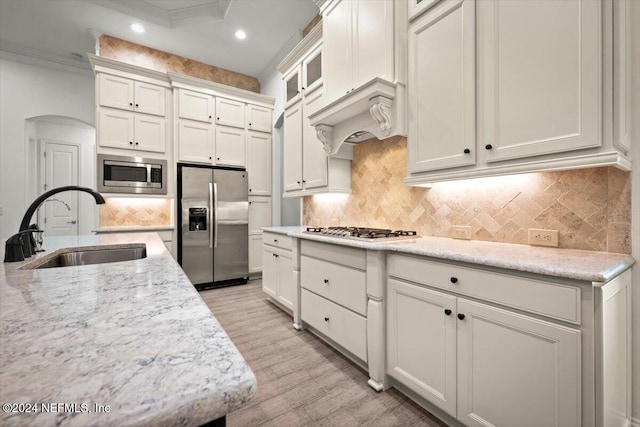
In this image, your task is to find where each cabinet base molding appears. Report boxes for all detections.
[367,379,384,392]
[404,151,632,186]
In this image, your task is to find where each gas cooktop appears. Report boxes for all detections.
[304,226,419,242]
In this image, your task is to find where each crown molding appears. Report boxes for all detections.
[168,72,275,107]
[258,30,303,83]
[85,0,232,28]
[0,40,92,73]
[277,20,322,74]
[88,54,170,84]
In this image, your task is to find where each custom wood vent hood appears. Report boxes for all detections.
[309,77,404,155]
[310,0,407,156]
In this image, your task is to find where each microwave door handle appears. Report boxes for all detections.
[213,182,219,248]
[146,164,152,184]
[209,182,213,249]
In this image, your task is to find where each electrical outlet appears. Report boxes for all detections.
[451,225,472,240]
[528,228,559,247]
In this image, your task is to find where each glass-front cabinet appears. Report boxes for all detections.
[302,46,322,94]
[284,68,301,109]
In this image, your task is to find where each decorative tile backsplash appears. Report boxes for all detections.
[99,35,260,93]
[303,137,632,254]
[99,198,172,227]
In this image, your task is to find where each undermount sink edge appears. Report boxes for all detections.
[18,243,147,270]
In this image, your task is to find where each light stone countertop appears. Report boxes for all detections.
[262,226,634,283]
[93,225,174,233]
[0,232,256,427]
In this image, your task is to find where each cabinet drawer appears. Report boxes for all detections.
[301,255,366,315]
[301,289,367,361]
[388,255,581,324]
[301,240,366,270]
[263,232,292,250]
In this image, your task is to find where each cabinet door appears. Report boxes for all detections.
[302,88,328,189]
[215,126,245,167]
[302,45,323,95]
[457,299,581,427]
[247,132,272,196]
[178,120,213,164]
[134,81,166,116]
[249,235,263,273]
[283,103,303,192]
[248,196,272,234]
[98,74,134,111]
[407,0,476,173]
[480,0,600,162]
[247,105,272,133]
[613,0,632,153]
[323,0,353,103]
[353,0,394,89]
[134,115,166,153]
[284,66,302,109]
[277,249,294,310]
[262,244,278,298]
[387,279,457,417]
[178,89,213,123]
[215,98,246,129]
[98,109,134,150]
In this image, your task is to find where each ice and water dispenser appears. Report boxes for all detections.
[188,207,208,231]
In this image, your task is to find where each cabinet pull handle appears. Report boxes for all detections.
[444,309,452,316]
[485,144,493,150]
[324,317,330,322]
[463,148,470,154]
[450,277,458,284]
[457,313,465,320]
[324,279,329,284]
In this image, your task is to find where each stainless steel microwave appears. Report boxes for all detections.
[97,154,167,195]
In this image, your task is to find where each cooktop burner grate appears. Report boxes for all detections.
[305,226,418,241]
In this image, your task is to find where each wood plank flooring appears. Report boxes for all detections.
[200,280,447,427]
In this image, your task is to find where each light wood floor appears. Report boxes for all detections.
[200,280,447,427]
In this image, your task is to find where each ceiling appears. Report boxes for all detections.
[0,0,319,78]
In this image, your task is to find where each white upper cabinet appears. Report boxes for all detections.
[216,97,246,129]
[98,74,166,117]
[177,119,214,164]
[99,109,165,153]
[284,67,302,109]
[178,89,213,123]
[215,126,245,167]
[301,88,328,189]
[408,0,441,21]
[302,45,323,94]
[480,0,600,162]
[613,0,632,153]
[247,105,272,133]
[323,0,395,104]
[283,102,304,192]
[408,0,475,173]
[134,114,166,152]
[247,132,272,196]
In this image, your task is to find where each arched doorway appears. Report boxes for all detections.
[25,116,97,236]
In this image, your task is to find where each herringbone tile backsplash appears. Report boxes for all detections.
[99,198,172,227]
[303,137,631,254]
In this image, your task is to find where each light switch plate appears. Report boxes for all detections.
[451,225,472,240]
[528,228,559,247]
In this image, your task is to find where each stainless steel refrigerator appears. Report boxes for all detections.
[178,165,248,289]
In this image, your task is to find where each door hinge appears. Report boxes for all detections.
[43,151,46,158]
[44,184,48,190]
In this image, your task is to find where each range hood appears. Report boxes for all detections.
[309,78,405,155]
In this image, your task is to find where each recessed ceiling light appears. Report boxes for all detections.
[130,23,145,34]
[235,30,247,40]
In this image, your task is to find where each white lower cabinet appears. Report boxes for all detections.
[249,234,263,274]
[262,233,294,311]
[388,277,581,426]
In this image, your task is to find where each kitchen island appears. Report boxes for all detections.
[0,232,256,427]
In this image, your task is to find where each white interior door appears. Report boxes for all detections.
[40,141,79,236]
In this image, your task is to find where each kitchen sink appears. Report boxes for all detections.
[32,245,147,269]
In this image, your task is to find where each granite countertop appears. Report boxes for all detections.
[0,232,255,427]
[262,226,634,283]
[93,225,174,233]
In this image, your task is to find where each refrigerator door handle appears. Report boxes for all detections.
[213,182,219,248]
[209,182,213,249]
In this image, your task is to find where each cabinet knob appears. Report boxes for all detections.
[324,317,330,322]
[129,102,133,106]
[135,142,139,145]
[324,279,329,284]
[249,201,252,204]
[129,141,133,145]
[209,115,212,119]
[457,313,465,320]
[217,157,220,160]
[135,103,139,107]
[217,117,220,120]
[297,181,301,184]
[450,277,458,284]
[302,87,305,90]
[249,123,252,126]
[209,156,212,160]
[272,253,276,257]
[249,188,252,192]
[302,180,306,183]
[463,148,470,154]
[444,309,452,316]
[485,144,493,150]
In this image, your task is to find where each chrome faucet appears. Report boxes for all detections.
[4,186,105,262]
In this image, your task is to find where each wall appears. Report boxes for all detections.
[99,35,260,93]
[304,137,631,254]
[0,53,95,240]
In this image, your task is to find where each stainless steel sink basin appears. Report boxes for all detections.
[33,245,146,269]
